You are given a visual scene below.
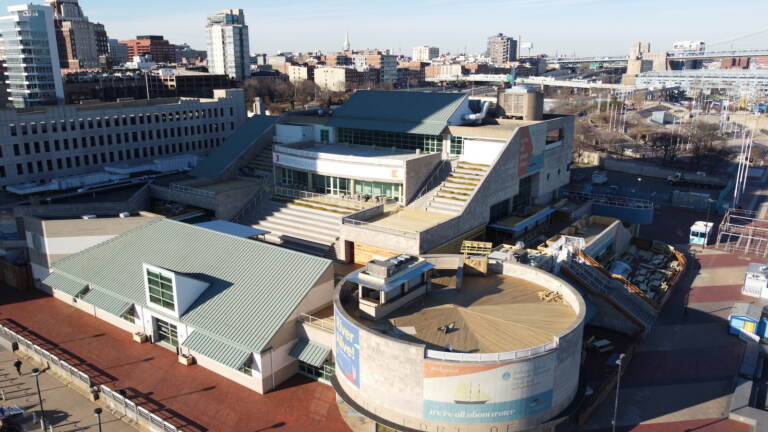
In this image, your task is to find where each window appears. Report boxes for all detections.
[320,129,330,144]
[121,307,136,324]
[450,136,465,156]
[546,128,564,145]
[337,128,443,153]
[239,358,253,376]
[147,269,175,311]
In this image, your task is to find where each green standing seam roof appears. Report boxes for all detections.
[190,115,278,179]
[81,289,131,317]
[326,90,467,136]
[50,218,332,354]
[42,271,87,296]
[182,330,251,370]
[289,338,331,368]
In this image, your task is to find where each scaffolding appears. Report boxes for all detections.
[716,209,768,256]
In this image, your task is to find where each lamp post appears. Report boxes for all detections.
[31,368,45,431]
[612,353,626,432]
[94,407,103,432]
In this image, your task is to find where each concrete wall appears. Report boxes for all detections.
[404,152,442,203]
[191,349,264,393]
[333,257,586,432]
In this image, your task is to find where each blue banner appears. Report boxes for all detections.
[335,308,360,388]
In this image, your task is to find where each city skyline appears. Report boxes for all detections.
[1,0,766,57]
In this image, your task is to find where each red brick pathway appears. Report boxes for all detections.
[0,288,351,432]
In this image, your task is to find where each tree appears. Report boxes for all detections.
[689,122,722,169]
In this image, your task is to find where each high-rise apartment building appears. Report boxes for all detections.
[412,46,439,62]
[0,4,64,108]
[121,36,176,63]
[487,33,517,64]
[44,0,109,70]
[108,39,129,64]
[206,9,250,81]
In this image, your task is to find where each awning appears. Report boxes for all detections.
[289,339,331,368]
[182,331,251,370]
[42,271,87,296]
[81,289,131,317]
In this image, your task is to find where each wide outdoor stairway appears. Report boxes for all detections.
[246,197,352,256]
[420,161,490,215]
[245,142,274,174]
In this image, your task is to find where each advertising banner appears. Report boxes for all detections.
[423,357,555,424]
[335,308,360,388]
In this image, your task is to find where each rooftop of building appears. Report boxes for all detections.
[275,142,430,161]
[43,218,332,356]
[347,273,577,353]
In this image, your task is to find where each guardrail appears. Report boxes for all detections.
[0,324,91,389]
[414,159,453,202]
[101,385,178,432]
[273,186,368,210]
[169,183,216,198]
[565,190,655,209]
[425,339,558,362]
[298,313,334,332]
[342,216,420,240]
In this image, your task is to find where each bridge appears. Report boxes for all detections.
[425,74,515,83]
[547,49,768,67]
[515,77,648,92]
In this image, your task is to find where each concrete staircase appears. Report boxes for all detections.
[246,198,347,256]
[246,142,274,174]
[419,161,490,215]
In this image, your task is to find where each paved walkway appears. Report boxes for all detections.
[0,288,350,432]
[0,347,131,432]
[582,248,756,431]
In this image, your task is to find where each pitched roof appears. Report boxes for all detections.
[182,330,251,369]
[190,115,278,179]
[289,338,331,368]
[48,218,331,353]
[326,90,466,136]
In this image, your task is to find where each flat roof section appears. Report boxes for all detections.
[367,208,454,233]
[359,274,577,353]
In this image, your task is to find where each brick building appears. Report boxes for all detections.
[121,35,176,63]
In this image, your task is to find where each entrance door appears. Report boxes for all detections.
[154,318,179,348]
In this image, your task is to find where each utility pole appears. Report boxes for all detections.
[612,353,626,432]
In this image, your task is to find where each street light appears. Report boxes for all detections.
[31,368,45,431]
[612,353,626,432]
[94,407,103,432]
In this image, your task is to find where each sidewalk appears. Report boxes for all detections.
[0,347,133,432]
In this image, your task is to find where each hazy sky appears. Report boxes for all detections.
[2,0,767,56]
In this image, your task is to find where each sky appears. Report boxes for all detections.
[2,0,767,57]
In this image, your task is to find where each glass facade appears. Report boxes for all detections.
[278,166,308,187]
[298,361,335,384]
[155,318,179,347]
[354,180,402,201]
[313,174,351,195]
[276,167,404,202]
[450,136,465,156]
[337,128,443,154]
[147,269,175,311]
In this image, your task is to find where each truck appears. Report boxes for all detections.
[666,172,725,189]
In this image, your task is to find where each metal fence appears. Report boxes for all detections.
[100,386,178,432]
[0,323,91,388]
[425,340,558,362]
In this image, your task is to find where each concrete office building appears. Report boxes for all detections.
[287,64,314,83]
[45,0,109,70]
[41,217,335,394]
[354,52,397,84]
[412,45,439,62]
[333,254,585,431]
[108,39,129,64]
[0,89,246,188]
[488,33,518,65]
[206,9,250,81]
[191,88,574,262]
[121,36,175,64]
[314,66,374,92]
[0,4,65,108]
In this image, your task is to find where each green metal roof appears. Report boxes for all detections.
[81,289,131,317]
[190,115,278,179]
[327,90,467,136]
[182,330,250,370]
[289,338,331,367]
[49,218,332,354]
[42,271,86,296]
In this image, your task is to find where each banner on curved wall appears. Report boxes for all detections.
[423,357,555,424]
[335,308,360,388]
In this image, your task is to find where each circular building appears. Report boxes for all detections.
[333,255,586,432]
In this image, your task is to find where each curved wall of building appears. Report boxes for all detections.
[333,259,586,432]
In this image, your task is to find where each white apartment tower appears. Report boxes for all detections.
[206,9,250,81]
[412,46,439,62]
[0,4,64,108]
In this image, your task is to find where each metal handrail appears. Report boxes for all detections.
[425,338,558,362]
[298,313,334,332]
[565,190,654,209]
[342,216,420,239]
[169,183,216,198]
[415,159,453,202]
[273,186,367,210]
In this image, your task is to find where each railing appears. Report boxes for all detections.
[565,190,655,209]
[273,186,367,210]
[101,386,178,432]
[425,339,558,362]
[169,183,216,198]
[231,180,273,224]
[0,323,91,388]
[342,216,420,240]
[298,313,334,332]
[414,159,453,202]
